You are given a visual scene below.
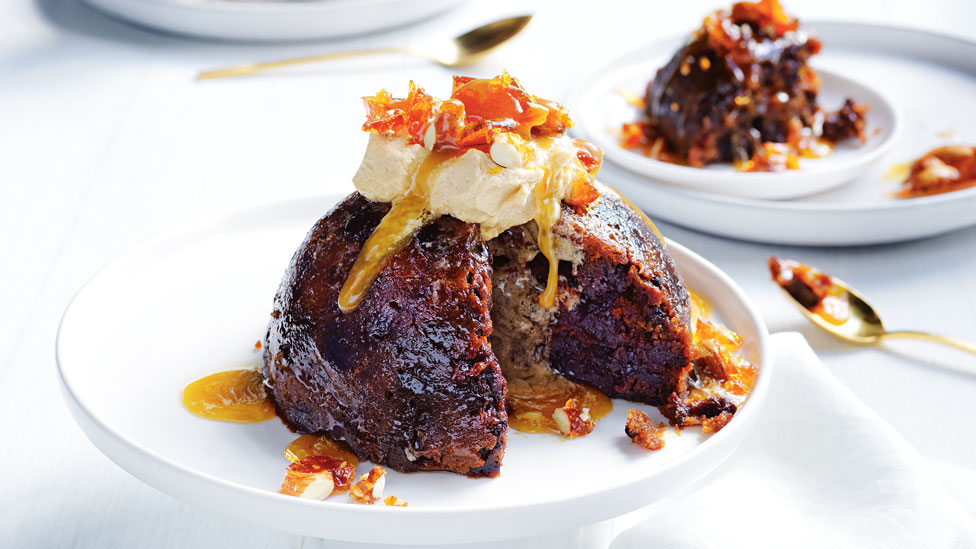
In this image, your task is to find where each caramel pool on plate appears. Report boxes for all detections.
[182,368,276,423]
[506,371,612,435]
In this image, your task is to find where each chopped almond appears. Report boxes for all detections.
[281,469,334,500]
[349,466,387,504]
[551,398,594,438]
[279,455,356,500]
[281,458,338,500]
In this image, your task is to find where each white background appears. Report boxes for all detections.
[1,0,975,546]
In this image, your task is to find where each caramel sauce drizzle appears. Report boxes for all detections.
[532,164,561,310]
[507,371,612,435]
[337,152,448,313]
[182,368,276,423]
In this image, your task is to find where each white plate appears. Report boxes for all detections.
[57,194,770,545]
[83,0,463,42]
[572,55,898,199]
[572,22,976,246]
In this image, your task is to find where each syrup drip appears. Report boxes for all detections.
[182,368,276,423]
[507,371,612,435]
[532,164,561,310]
[285,433,360,467]
[338,151,450,313]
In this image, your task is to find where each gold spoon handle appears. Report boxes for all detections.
[882,330,976,355]
[198,47,407,80]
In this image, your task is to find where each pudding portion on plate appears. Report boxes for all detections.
[622,0,868,172]
[263,74,755,478]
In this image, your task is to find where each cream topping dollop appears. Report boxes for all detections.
[353,133,584,240]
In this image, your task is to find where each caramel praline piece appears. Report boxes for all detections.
[349,466,387,505]
[280,455,356,500]
[625,409,667,451]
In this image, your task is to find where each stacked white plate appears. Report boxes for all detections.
[569,22,976,246]
[84,0,464,41]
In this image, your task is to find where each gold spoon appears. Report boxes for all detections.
[198,15,532,81]
[772,259,976,354]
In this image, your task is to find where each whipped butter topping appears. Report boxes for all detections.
[354,133,584,240]
[338,74,603,313]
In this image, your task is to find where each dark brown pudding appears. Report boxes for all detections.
[622,0,868,171]
[265,194,507,477]
[264,186,695,477]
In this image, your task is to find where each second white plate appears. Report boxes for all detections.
[83,0,463,42]
[572,55,898,200]
[572,22,976,246]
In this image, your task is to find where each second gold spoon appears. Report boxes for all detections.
[198,15,532,80]
[769,257,976,355]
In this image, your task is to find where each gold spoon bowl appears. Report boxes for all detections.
[198,15,532,80]
[772,259,976,355]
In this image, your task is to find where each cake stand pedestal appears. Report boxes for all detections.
[307,503,666,548]
[310,519,615,548]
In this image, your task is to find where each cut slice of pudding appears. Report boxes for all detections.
[490,182,691,406]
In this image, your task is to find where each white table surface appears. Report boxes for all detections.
[2,0,975,546]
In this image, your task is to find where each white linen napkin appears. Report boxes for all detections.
[611,332,976,549]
